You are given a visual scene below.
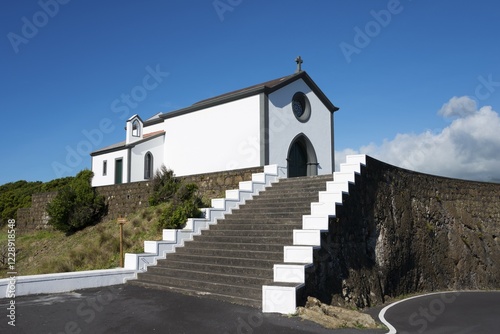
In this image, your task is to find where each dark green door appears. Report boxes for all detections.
[288,141,307,177]
[115,159,123,184]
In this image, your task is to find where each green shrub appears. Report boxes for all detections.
[46,170,106,234]
[150,165,204,230]
[157,197,202,230]
[149,165,180,206]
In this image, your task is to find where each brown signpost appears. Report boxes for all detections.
[117,218,126,267]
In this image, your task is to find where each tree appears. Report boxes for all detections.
[0,177,73,227]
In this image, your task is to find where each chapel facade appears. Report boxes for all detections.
[90,69,338,187]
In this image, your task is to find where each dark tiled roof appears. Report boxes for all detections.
[92,72,337,156]
[91,140,126,155]
[144,112,164,126]
[90,131,165,156]
[160,71,338,120]
[192,74,296,106]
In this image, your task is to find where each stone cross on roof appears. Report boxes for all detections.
[295,56,303,73]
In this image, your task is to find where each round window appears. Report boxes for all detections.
[292,92,310,122]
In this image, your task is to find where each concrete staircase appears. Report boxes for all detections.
[126,155,368,313]
[124,165,279,271]
[262,155,366,313]
[127,173,333,308]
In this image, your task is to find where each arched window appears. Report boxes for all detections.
[144,152,153,179]
[132,120,140,137]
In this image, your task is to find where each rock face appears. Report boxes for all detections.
[307,156,500,309]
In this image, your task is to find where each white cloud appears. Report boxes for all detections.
[336,96,500,183]
[438,95,477,118]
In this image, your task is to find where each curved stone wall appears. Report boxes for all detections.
[309,156,500,308]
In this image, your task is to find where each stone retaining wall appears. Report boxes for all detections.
[15,192,58,231]
[16,167,263,231]
[307,156,500,308]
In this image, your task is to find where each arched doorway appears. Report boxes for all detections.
[286,134,318,178]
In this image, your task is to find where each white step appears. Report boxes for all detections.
[225,189,253,203]
[346,154,366,165]
[326,180,350,193]
[283,245,317,263]
[239,180,266,194]
[264,164,279,176]
[124,253,157,271]
[262,284,302,314]
[211,198,239,211]
[182,218,210,233]
[333,171,356,183]
[251,172,267,184]
[144,240,175,256]
[273,263,312,283]
[162,228,197,242]
[302,215,331,230]
[293,229,322,246]
[318,190,343,203]
[339,162,362,174]
[310,201,337,216]
[252,172,273,184]
[202,208,226,221]
[252,168,279,186]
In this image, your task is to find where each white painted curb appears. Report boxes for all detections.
[378,291,462,334]
[0,268,137,297]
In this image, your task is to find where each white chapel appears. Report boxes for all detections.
[90,61,339,187]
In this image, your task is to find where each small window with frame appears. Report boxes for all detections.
[144,152,153,179]
[103,160,107,176]
[132,120,140,137]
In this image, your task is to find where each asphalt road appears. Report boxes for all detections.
[0,284,385,334]
[379,291,500,334]
[4,284,496,333]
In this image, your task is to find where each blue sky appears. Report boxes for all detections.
[1,0,500,184]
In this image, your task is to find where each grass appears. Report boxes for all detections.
[0,204,166,278]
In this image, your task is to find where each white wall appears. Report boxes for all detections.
[142,121,165,135]
[163,95,261,176]
[267,79,333,175]
[130,135,165,182]
[91,149,129,187]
